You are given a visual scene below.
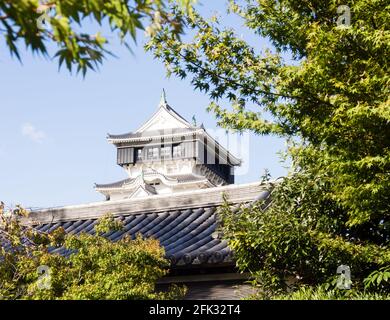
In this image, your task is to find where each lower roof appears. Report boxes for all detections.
[25,182,274,267]
[35,205,232,267]
[94,173,207,190]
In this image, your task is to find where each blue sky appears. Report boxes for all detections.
[0,1,289,209]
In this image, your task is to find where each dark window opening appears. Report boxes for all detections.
[135,148,143,161]
[161,146,172,159]
[173,144,184,158]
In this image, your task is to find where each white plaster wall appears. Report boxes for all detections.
[125,159,197,178]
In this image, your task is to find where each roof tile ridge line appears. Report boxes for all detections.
[98,171,170,190]
[25,186,265,224]
[164,104,196,129]
[23,196,254,225]
[24,202,223,226]
[115,204,216,218]
[108,127,197,139]
[150,181,270,201]
[31,181,272,215]
[95,174,205,191]
[95,177,133,189]
[107,129,204,143]
[57,181,271,208]
[97,173,150,191]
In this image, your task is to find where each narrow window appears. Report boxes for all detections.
[161,146,171,159]
[152,147,159,160]
[173,144,182,158]
[135,148,143,161]
[147,148,154,160]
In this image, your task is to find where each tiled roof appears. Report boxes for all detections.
[94,178,134,189]
[25,182,274,267]
[95,173,207,190]
[107,128,200,141]
[163,173,206,183]
[34,206,233,267]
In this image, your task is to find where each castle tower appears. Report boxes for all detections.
[28,91,271,299]
[95,91,241,201]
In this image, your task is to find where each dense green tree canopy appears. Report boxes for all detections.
[146,0,389,297]
[0,206,184,300]
[147,0,389,227]
[2,0,389,299]
[0,0,194,75]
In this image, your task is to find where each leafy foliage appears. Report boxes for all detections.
[147,0,389,226]
[0,0,195,75]
[273,285,390,300]
[0,205,184,300]
[147,0,390,298]
[364,265,390,292]
[219,172,390,299]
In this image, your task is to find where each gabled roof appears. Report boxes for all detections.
[135,104,194,133]
[135,91,195,133]
[106,92,200,143]
[106,91,241,165]
[108,91,195,141]
[128,183,156,198]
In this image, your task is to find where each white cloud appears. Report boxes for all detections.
[21,123,46,143]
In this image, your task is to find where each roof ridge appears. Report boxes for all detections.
[95,177,134,189]
[26,181,274,224]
